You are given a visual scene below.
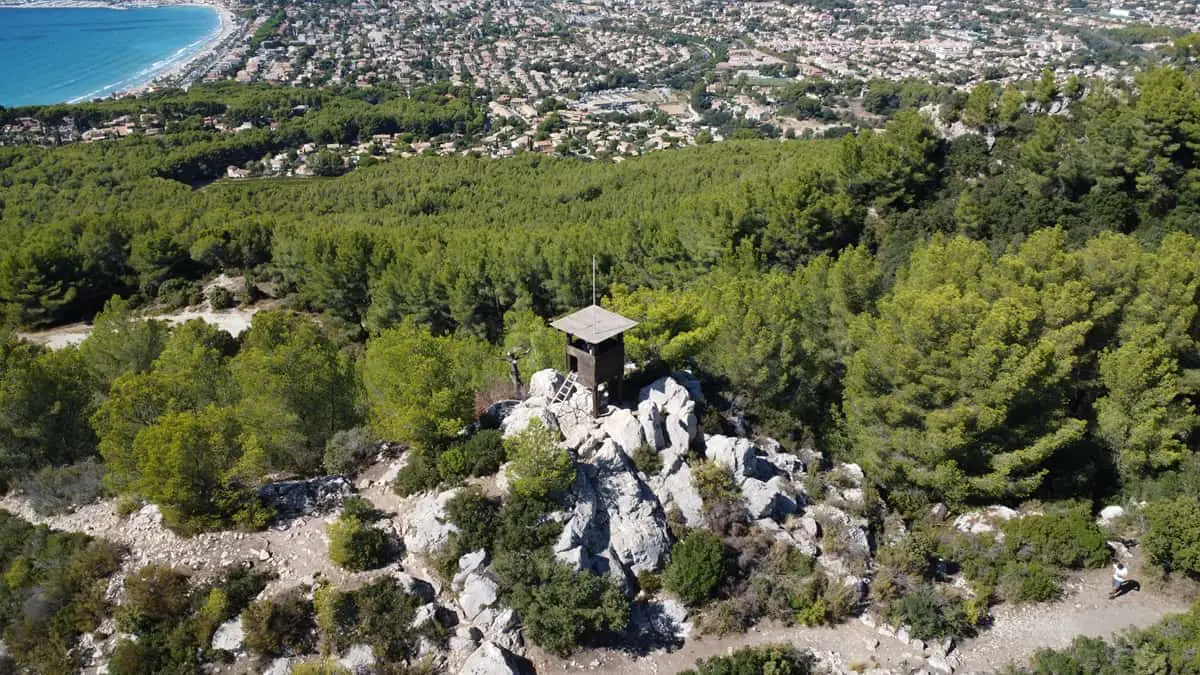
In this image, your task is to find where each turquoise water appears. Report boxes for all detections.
[0,6,219,107]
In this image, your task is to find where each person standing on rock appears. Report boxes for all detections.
[1109,562,1128,599]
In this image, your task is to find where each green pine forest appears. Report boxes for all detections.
[1,66,1200,671]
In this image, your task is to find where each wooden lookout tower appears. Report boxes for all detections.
[549,304,638,417]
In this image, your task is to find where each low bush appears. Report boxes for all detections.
[323,427,376,476]
[117,565,193,632]
[18,458,107,515]
[328,514,388,571]
[637,570,663,595]
[998,561,1062,604]
[681,643,814,675]
[456,430,507,477]
[663,530,726,606]
[884,585,971,641]
[692,461,747,533]
[209,286,235,310]
[0,513,126,673]
[111,563,274,673]
[1000,509,1109,570]
[291,661,352,675]
[494,550,629,656]
[392,451,442,497]
[242,588,317,657]
[631,444,663,476]
[1142,496,1200,578]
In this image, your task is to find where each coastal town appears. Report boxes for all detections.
[2,0,1198,169]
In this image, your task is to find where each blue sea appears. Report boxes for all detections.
[0,5,220,107]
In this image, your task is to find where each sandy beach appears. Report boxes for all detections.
[0,0,244,101]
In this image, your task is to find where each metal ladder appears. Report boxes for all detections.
[551,371,578,404]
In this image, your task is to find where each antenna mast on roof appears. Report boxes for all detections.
[591,254,597,333]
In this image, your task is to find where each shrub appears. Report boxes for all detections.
[885,585,971,641]
[504,419,575,500]
[681,644,814,675]
[631,444,663,476]
[999,561,1062,604]
[492,492,561,554]
[242,588,317,657]
[663,530,726,606]
[328,515,388,571]
[323,427,376,476]
[118,565,192,632]
[494,551,629,656]
[18,458,106,515]
[457,429,506,476]
[209,286,235,310]
[692,461,747,533]
[392,451,442,497]
[637,570,663,595]
[445,487,500,552]
[292,661,352,675]
[1001,509,1109,569]
[1142,496,1200,578]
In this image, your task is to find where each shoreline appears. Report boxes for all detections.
[0,0,245,105]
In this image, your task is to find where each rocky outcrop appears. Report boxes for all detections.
[402,489,461,555]
[458,573,499,621]
[554,439,670,582]
[338,644,376,674]
[500,402,560,439]
[704,435,764,480]
[459,641,521,675]
[256,476,354,518]
[953,505,1020,536]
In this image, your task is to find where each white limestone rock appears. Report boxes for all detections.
[704,435,762,480]
[453,549,488,590]
[459,641,520,675]
[602,408,646,456]
[500,402,560,439]
[638,399,666,452]
[338,644,376,674]
[1097,505,1125,526]
[458,574,499,622]
[210,619,244,652]
[741,475,798,520]
[402,489,461,555]
[528,369,564,401]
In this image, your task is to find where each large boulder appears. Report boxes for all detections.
[638,399,666,452]
[653,463,706,528]
[402,489,461,555]
[1097,505,1125,526]
[704,435,762,480]
[211,619,244,652]
[639,376,692,415]
[500,402,559,439]
[528,369,564,401]
[458,574,499,621]
[741,475,797,520]
[459,641,521,675]
[257,475,353,518]
[602,408,647,456]
[630,596,691,644]
[453,550,488,590]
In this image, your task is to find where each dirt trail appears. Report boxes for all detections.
[534,560,1194,675]
[0,460,410,597]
